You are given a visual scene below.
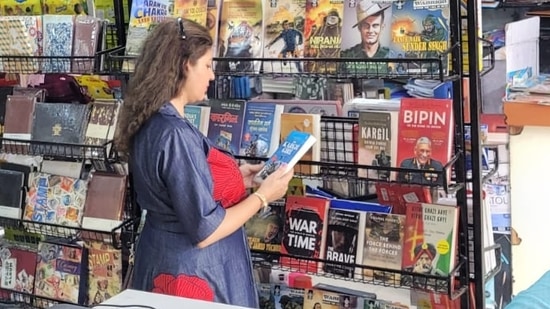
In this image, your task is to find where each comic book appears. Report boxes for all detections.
[389,0,450,75]
[303,0,344,73]
[262,0,306,73]
[123,0,173,72]
[174,0,208,26]
[206,0,222,54]
[216,0,263,73]
[340,0,394,74]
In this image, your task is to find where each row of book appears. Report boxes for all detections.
[186,96,454,188]
[0,233,122,307]
[0,15,106,73]
[1,87,120,153]
[255,282,460,309]
[0,158,128,232]
[125,0,452,75]
[245,186,460,286]
[2,0,89,16]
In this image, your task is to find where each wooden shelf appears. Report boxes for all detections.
[503,101,550,132]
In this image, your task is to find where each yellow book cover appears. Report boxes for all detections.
[2,0,42,16]
[124,0,173,71]
[303,0,344,73]
[263,0,306,73]
[43,0,87,15]
[217,0,263,72]
[174,0,208,26]
[86,241,123,306]
[279,113,321,175]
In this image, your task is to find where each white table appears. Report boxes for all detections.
[93,289,253,309]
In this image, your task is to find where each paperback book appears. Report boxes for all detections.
[254,130,317,183]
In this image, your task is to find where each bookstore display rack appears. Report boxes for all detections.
[0,0,497,307]
[0,117,134,307]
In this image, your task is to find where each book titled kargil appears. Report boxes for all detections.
[254,130,317,183]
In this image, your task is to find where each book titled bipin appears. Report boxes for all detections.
[254,130,317,183]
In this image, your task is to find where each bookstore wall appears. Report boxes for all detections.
[0,0,498,307]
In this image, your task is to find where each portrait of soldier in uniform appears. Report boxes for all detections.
[341,0,393,59]
[397,136,444,186]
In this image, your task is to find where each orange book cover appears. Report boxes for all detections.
[280,195,329,273]
[279,113,321,174]
[303,0,344,73]
[174,0,208,26]
[87,241,122,305]
[396,98,453,187]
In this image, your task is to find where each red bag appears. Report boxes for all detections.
[37,74,92,104]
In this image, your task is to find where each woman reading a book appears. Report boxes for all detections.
[115,18,294,308]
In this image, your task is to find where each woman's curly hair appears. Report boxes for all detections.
[115,18,213,157]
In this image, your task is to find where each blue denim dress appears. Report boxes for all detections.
[129,103,258,308]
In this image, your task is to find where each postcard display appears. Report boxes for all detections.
[0,10,127,309]
[0,0,491,306]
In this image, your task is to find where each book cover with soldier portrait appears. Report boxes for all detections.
[262,0,306,73]
[357,110,398,193]
[401,202,459,292]
[362,212,405,285]
[395,98,453,187]
[245,203,285,254]
[389,0,450,75]
[339,0,393,74]
[303,0,344,73]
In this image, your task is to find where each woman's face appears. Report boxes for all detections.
[183,49,215,103]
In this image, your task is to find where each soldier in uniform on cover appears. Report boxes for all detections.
[341,0,393,59]
[401,243,446,289]
[265,20,304,72]
[397,137,444,186]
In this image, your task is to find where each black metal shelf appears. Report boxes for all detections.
[0,55,101,75]
[104,46,453,81]
[0,216,131,250]
[251,249,468,299]
[1,138,110,162]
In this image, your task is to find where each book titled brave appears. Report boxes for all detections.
[254,130,317,183]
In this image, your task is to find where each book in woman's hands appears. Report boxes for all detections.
[254,130,317,183]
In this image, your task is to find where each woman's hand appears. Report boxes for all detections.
[239,163,264,188]
[256,165,295,203]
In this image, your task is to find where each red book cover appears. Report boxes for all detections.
[396,98,453,187]
[280,195,329,273]
[0,245,37,300]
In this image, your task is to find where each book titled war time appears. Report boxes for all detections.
[280,195,329,273]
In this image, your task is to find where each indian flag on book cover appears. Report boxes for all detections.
[402,202,458,277]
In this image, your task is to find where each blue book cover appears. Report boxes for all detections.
[206,99,246,155]
[254,130,316,182]
[330,199,392,214]
[184,105,204,130]
[239,102,280,157]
